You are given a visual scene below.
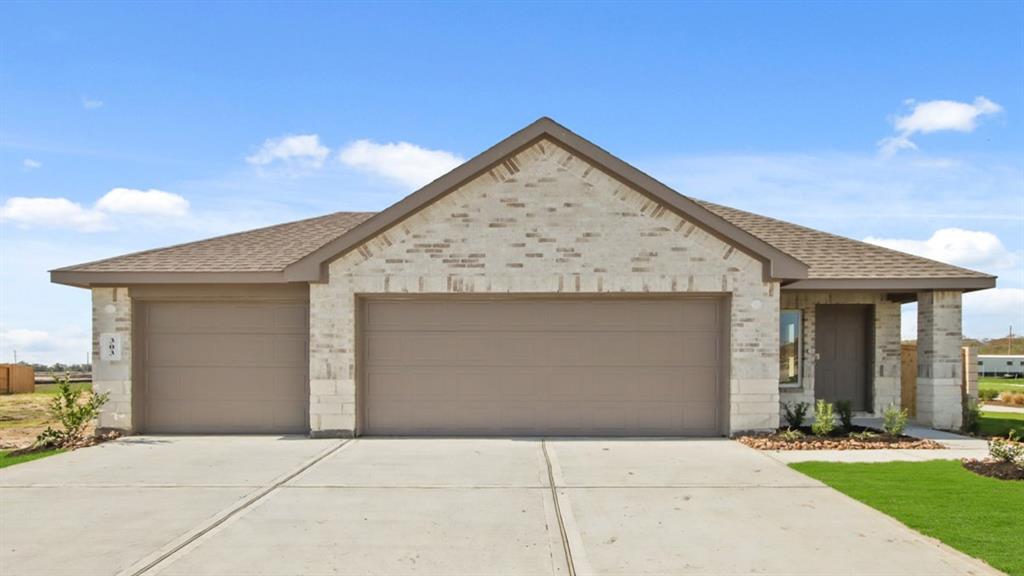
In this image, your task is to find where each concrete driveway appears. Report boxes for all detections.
[0,437,999,576]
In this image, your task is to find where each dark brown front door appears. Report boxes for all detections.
[815,304,872,411]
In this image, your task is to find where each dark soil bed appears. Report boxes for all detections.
[738,426,944,451]
[962,459,1024,481]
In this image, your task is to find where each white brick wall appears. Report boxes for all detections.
[91,287,133,431]
[311,138,780,436]
[917,290,963,430]
[778,292,901,419]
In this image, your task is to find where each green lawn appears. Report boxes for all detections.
[33,382,93,395]
[979,410,1024,438]
[791,460,1023,576]
[979,377,1024,395]
[0,448,64,469]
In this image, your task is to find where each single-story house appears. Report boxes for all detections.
[52,118,995,437]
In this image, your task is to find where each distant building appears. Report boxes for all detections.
[978,354,1024,377]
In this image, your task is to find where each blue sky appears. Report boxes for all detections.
[2,2,1022,363]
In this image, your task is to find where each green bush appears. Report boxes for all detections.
[835,400,853,432]
[978,389,999,402]
[882,404,909,437]
[849,430,879,441]
[778,427,805,442]
[987,430,1023,467]
[811,400,835,436]
[35,374,109,449]
[782,401,810,428]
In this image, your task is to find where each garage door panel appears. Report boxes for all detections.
[363,298,723,436]
[142,301,308,434]
[682,403,719,431]
[680,333,720,366]
[682,367,719,402]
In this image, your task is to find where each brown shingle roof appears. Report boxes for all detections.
[696,200,991,279]
[55,211,375,273]
[51,118,991,289]
[56,199,989,280]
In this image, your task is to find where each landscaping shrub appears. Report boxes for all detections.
[978,389,999,402]
[882,404,909,437]
[782,401,809,428]
[987,430,1023,467]
[835,400,853,432]
[778,427,805,442]
[998,391,1024,406]
[35,374,109,449]
[849,430,879,441]
[811,400,835,436]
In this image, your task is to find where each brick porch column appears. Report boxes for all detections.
[916,291,963,430]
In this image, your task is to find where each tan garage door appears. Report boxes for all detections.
[140,301,308,434]
[363,298,723,436]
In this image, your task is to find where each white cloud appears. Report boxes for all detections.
[902,288,1024,340]
[0,197,109,231]
[0,188,189,231]
[864,228,1019,273]
[0,326,90,365]
[965,287,1024,317]
[338,140,464,189]
[878,97,1002,157]
[22,158,42,170]
[246,134,329,168]
[81,97,103,110]
[95,187,190,217]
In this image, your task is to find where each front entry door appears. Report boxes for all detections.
[815,304,872,411]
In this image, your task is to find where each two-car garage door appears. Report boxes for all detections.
[363,298,724,436]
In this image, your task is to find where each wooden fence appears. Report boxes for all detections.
[0,364,35,395]
[900,345,977,418]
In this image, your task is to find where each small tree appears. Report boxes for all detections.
[881,404,909,437]
[36,374,109,449]
[811,400,835,436]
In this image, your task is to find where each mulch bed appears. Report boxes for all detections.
[737,427,944,451]
[962,459,1024,481]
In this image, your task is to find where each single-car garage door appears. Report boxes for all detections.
[139,301,308,434]
[362,298,724,436]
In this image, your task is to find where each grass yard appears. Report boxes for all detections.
[791,460,1024,576]
[0,383,94,450]
[979,376,1024,395]
[0,448,65,469]
[33,382,92,395]
[978,410,1024,438]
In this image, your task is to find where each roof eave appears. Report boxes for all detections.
[783,276,997,293]
[49,269,298,289]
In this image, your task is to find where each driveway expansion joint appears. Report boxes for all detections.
[541,439,576,576]
[120,438,352,576]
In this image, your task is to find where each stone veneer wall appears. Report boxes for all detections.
[778,292,901,417]
[91,287,133,431]
[917,290,964,430]
[310,138,780,436]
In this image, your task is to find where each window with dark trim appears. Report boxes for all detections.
[780,310,802,386]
